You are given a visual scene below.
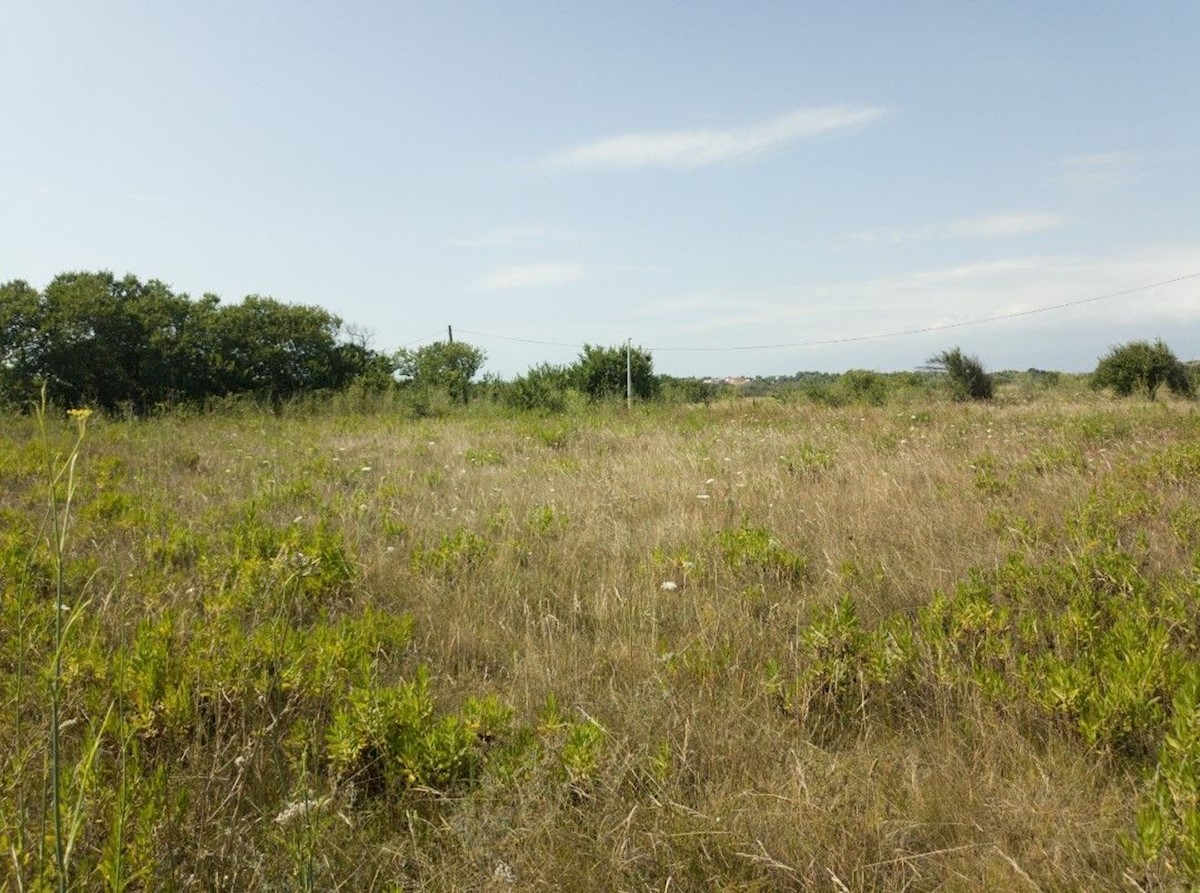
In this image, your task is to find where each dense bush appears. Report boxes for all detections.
[1091,339,1193,400]
[836,369,890,406]
[928,347,994,401]
[569,343,659,402]
[393,340,486,406]
[503,362,573,412]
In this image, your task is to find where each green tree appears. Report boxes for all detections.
[1,272,383,411]
[393,340,486,405]
[927,347,993,401]
[209,296,371,404]
[1091,339,1193,400]
[0,279,46,405]
[569,343,658,402]
[34,271,186,411]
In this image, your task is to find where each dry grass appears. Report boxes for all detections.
[2,391,1197,889]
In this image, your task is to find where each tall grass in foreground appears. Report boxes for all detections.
[3,397,108,890]
[1,390,1199,888]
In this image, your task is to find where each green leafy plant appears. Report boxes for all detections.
[410,528,491,577]
[717,520,807,586]
[326,668,510,797]
[781,443,836,476]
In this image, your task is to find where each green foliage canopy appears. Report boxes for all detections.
[393,340,486,405]
[503,362,572,412]
[570,343,658,402]
[1091,339,1193,401]
[0,271,382,411]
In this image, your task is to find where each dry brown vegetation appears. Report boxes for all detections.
[3,389,1200,890]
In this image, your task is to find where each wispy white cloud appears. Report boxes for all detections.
[454,223,584,249]
[850,212,1070,244]
[635,244,1200,336]
[1060,152,1137,189]
[545,106,889,171]
[471,261,587,291]
[119,190,164,204]
[612,264,669,275]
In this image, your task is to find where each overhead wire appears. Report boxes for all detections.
[455,270,1200,353]
[399,330,447,348]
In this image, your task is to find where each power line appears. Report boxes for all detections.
[456,270,1200,353]
[654,269,1200,351]
[455,329,584,349]
[400,329,446,348]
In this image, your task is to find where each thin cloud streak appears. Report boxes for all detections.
[545,106,889,171]
[634,244,1200,336]
[851,212,1070,244]
[471,262,587,290]
[454,223,585,249]
[1060,151,1137,190]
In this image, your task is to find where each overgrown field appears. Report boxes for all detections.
[4,392,1200,890]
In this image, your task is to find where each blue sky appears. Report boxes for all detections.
[2,2,1198,376]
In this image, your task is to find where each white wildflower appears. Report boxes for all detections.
[492,861,516,885]
[660,581,678,592]
[274,796,330,828]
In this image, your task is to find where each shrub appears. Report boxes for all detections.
[393,340,486,406]
[836,369,889,406]
[569,344,658,402]
[504,363,572,413]
[326,667,514,797]
[928,348,994,401]
[656,375,722,405]
[1091,339,1193,401]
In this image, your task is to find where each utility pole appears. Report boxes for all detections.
[447,325,454,344]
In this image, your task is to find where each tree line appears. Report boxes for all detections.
[0,271,679,413]
[2,270,1194,413]
[0,272,389,411]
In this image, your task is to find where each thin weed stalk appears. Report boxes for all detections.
[36,390,92,892]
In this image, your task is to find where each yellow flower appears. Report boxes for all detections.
[67,407,93,433]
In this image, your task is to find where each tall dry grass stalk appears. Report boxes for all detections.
[34,393,93,891]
